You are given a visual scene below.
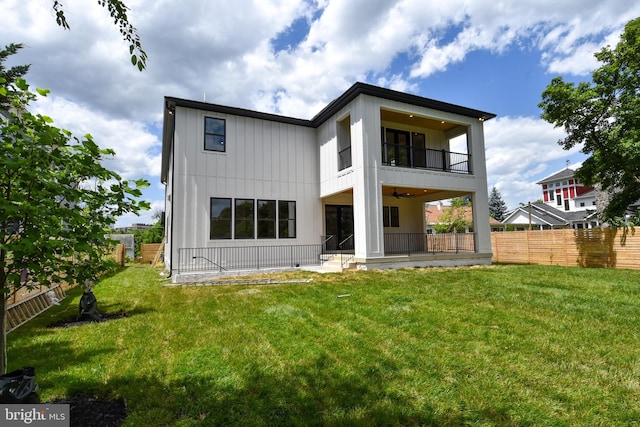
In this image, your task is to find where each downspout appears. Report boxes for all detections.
[167,134,175,278]
[163,101,176,278]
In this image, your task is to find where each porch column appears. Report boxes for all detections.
[468,121,492,254]
[351,96,385,259]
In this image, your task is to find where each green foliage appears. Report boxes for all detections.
[51,0,146,71]
[0,44,30,109]
[539,17,640,222]
[433,197,471,233]
[0,46,149,371]
[130,221,164,256]
[488,186,508,221]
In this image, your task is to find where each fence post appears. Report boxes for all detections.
[455,232,459,254]
[441,149,447,172]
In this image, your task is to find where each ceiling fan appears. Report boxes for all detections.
[388,188,413,199]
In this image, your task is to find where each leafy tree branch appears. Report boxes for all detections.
[52,0,147,70]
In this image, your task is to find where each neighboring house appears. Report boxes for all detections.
[537,167,596,212]
[503,167,600,230]
[424,202,504,233]
[502,202,599,230]
[161,82,495,280]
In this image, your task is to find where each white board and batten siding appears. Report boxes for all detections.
[171,106,322,253]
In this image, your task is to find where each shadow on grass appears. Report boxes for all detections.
[45,305,155,329]
[40,357,523,426]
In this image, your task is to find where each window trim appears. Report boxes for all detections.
[210,197,232,240]
[337,115,352,171]
[234,198,255,239]
[204,116,226,152]
[383,206,399,228]
[278,200,297,239]
[257,199,276,239]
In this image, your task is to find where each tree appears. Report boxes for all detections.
[539,17,640,222]
[488,186,508,221]
[0,45,149,373]
[52,0,147,70]
[433,197,471,233]
[0,44,29,110]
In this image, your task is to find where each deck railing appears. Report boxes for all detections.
[381,144,472,174]
[177,244,324,274]
[384,232,476,255]
[176,233,475,274]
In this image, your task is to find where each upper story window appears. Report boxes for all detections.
[204,117,225,152]
[337,115,352,170]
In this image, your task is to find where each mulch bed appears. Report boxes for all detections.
[47,311,130,328]
[49,396,127,427]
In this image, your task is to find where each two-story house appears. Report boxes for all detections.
[161,82,495,281]
[503,167,599,230]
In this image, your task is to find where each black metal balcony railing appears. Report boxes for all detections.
[381,143,472,174]
[384,232,476,255]
[177,245,323,274]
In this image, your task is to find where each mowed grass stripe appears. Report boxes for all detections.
[8,264,640,426]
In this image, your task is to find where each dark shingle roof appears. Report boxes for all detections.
[505,202,596,226]
[536,168,575,185]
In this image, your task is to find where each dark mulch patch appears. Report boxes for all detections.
[47,312,130,328]
[49,396,126,427]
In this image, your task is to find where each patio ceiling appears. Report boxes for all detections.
[380,109,461,132]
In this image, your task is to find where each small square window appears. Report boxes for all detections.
[204,117,225,152]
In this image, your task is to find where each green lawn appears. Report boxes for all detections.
[8,264,640,426]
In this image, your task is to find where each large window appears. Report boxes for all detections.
[210,198,295,240]
[204,117,225,152]
[210,198,232,239]
[278,201,296,238]
[257,200,276,239]
[235,199,254,239]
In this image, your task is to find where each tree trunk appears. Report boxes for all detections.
[0,287,6,374]
[0,251,7,374]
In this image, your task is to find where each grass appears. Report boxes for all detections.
[8,264,640,426]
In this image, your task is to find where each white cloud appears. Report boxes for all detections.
[2,0,639,225]
[484,116,586,209]
[32,96,161,180]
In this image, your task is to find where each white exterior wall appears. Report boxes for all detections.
[169,106,321,270]
[317,94,492,259]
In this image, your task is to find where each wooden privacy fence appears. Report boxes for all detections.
[491,228,640,270]
[140,243,163,264]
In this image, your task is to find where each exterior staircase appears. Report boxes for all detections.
[321,254,356,272]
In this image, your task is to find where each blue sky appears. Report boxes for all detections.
[2,0,639,225]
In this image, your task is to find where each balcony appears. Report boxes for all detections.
[381,143,471,174]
